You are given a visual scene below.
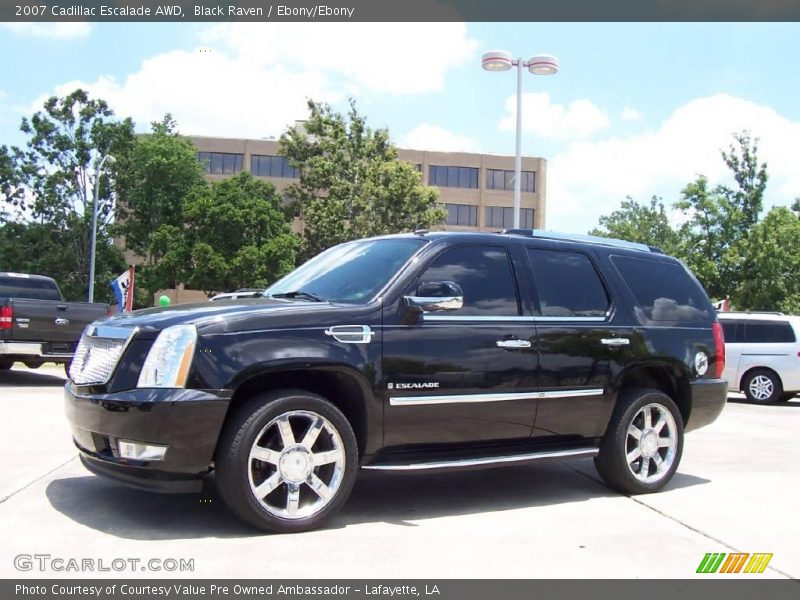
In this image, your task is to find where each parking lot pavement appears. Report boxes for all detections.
[0,365,797,579]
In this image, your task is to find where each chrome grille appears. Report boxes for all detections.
[69,326,134,385]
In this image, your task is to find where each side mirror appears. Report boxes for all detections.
[404,281,464,313]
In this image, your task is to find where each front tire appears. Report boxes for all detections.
[595,388,684,495]
[215,390,358,533]
[742,369,782,404]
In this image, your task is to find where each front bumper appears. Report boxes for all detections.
[686,378,728,432]
[64,382,231,493]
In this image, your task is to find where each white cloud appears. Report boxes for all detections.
[621,107,642,121]
[0,23,92,40]
[31,48,337,138]
[201,22,478,95]
[545,94,800,234]
[399,123,481,153]
[26,23,477,139]
[499,92,610,140]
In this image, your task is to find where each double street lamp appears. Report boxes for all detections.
[88,153,116,303]
[482,50,559,229]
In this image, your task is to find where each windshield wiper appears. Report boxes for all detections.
[269,290,326,302]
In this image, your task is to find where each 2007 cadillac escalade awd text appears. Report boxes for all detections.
[65,230,727,533]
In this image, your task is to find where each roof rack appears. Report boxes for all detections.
[501,229,660,253]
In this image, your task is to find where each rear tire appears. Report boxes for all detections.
[0,359,13,370]
[742,369,782,404]
[215,390,358,533]
[595,387,684,495]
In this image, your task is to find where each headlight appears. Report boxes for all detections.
[137,324,197,388]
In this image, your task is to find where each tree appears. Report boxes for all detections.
[0,89,133,301]
[115,114,207,257]
[732,207,800,312]
[113,114,208,304]
[675,132,768,301]
[151,172,300,295]
[280,99,445,259]
[591,131,770,305]
[589,195,680,255]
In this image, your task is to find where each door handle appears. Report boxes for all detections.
[56,304,68,310]
[496,339,532,349]
[601,338,630,346]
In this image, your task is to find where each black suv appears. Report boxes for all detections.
[65,230,727,533]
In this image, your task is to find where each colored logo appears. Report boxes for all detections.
[696,552,773,574]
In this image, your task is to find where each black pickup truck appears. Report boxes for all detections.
[65,231,727,533]
[0,272,109,372]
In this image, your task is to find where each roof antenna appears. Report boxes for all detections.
[413,224,429,235]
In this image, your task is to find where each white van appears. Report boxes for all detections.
[718,312,800,403]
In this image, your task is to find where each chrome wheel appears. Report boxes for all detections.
[748,375,774,402]
[247,410,346,520]
[625,403,678,484]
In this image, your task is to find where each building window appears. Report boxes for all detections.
[197,152,243,175]
[445,204,478,226]
[485,207,534,229]
[486,169,535,193]
[251,155,299,179]
[429,165,478,189]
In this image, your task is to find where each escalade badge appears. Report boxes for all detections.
[388,382,440,390]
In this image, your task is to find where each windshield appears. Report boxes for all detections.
[266,238,428,304]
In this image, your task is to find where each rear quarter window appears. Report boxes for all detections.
[611,255,711,325]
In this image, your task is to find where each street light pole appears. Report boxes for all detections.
[514,58,523,228]
[482,50,559,229]
[88,153,116,303]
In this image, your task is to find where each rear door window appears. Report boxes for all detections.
[527,248,609,318]
[611,255,711,324]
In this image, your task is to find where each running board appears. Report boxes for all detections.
[361,447,598,472]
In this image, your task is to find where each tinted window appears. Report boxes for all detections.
[428,166,479,189]
[612,255,710,323]
[528,249,609,317]
[720,320,742,343]
[197,152,244,175]
[0,275,61,300]
[486,169,535,192]
[743,321,796,343]
[418,246,519,316]
[251,155,299,179]
[445,204,477,226]
[485,207,534,229]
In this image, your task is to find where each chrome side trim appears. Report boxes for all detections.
[423,315,534,322]
[389,388,603,406]
[535,316,608,322]
[422,315,608,323]
[362,447,599,471]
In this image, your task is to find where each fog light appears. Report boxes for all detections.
[117,440,168,461]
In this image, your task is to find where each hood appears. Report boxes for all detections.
[93,298,345,337]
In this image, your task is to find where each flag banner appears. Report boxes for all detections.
[110,267,135,313]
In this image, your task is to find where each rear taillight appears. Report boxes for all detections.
[0,305,12,329]
[713,321,725,378]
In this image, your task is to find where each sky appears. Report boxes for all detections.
[1,21,799,233]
